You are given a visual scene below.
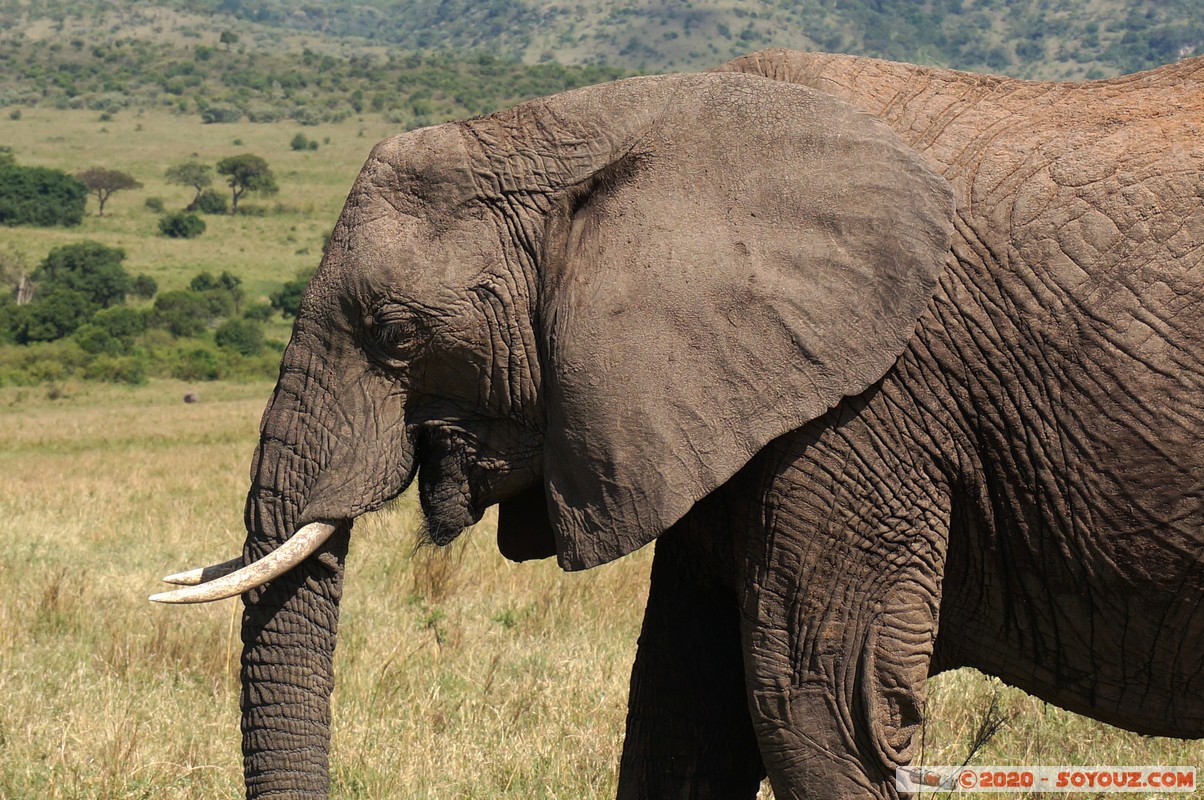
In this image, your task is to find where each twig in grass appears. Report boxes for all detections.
[929,686,1015,799]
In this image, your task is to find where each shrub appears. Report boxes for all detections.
[193,188,228,214]
[84,354,147,384]
[290,133,310,151]
[201,105,242,124]
[73,323,123,355]
[0,295,19,344]
[215,317,264,355]
[34,241,131,309]
[172,346,221,380]
[189,271,218,292]
[0,339,90,385]
[144,196,165,213]
[131,274,158,299]
[189,270,243,315]
[200,287,236,317]
[270,267,315,318]
[159,211,206,238]
[243,302,274,321]
[92,306,148,339]
[150,290,211,337]
[0,164,87,227]
[13,288,93,342]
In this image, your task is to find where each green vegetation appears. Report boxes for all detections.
[0,11,630,128]
[269,266,314,319]
[290,131,319,151]
[158,209,206,237]
[0,159,87,226]
[76,165,142,216]
[164,160,213,206]
[1,239,275,384]
[0,0,1193,90]
[216,153,276,213]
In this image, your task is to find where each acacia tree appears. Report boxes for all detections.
[216,154,277,213]
[165,161,213,208]
[76,167,142,216]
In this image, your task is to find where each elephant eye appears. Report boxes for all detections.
[364,308,425,361]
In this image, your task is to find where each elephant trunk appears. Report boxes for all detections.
[238,336,349,799]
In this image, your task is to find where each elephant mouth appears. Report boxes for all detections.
[415,424,541,546]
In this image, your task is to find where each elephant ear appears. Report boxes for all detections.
[538,73,955,570]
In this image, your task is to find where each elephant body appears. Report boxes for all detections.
[715,49,1204,734]
[160,52,1202,798]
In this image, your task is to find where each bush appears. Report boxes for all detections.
[84,354,147,384]
[92,306,148,339]
[171,346,221,380]
[189,271,218,292]
[193,188,228,214]
[189,270,243,315]
[13,288,93,342]
[0,164,87,227]
[0,339,90,385]
[243,302,274,321]
[270,268,315,318]
[290,133,311,151]
[0,295,15,344]
[73,323,123,355]
[34,241,131,309]
[150,290,211,337]
[201,105,242,124]
[131,274,158,299]
[144,196,165,213]
[159,211,206,238]
[215,317,264,355]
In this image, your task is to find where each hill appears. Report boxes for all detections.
[3,0,1198,83]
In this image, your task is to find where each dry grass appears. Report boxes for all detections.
[0,381,1198,798]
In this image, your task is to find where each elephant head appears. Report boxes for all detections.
[153,72,954,796]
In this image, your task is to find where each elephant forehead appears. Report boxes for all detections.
[360,125,480,211]
[331,211,500,310]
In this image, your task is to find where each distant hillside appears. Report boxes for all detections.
[0,3,627,129]
[0,0,1199,123]
[166,0,1200,79]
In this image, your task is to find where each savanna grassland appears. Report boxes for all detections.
[2,376,1201,799]
[1,104,395,300]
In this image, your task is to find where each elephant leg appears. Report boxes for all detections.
[618,519,765,799]
[738,417,951,799]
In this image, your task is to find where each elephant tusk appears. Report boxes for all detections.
[149,522,338,604]
[161,556,244,585]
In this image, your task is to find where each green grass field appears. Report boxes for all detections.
[1,380,1198,799]
[2,106,400,301]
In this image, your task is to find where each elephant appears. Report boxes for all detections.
[151,51,1204,799]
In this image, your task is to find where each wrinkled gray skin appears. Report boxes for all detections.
[235,57,1203,798]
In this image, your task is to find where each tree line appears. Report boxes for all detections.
[0,147,278,230]
[0,238,312,386]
